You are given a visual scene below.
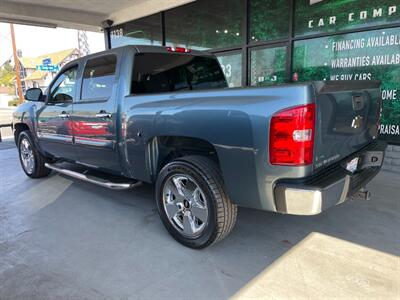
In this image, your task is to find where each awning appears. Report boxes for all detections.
[0,0,195,31]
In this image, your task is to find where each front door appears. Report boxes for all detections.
[72,54,120,172]
[37,65,79,160]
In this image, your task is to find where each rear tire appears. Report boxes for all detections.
[18,130,51,178]
[156,155,237,249]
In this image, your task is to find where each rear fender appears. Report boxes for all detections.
[149,108,262,209]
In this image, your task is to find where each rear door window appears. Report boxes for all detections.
[81,55,117,100]
[131,53,227,94]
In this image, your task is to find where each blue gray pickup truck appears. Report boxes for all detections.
[13,45,386,248]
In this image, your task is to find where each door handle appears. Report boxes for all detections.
[58,112,70,119]
[96,112,112,119]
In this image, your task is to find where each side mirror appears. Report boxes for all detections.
[25,88,44,102]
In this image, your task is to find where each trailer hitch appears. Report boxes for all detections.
[351,187,371,201]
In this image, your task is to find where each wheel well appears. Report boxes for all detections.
[14,123,29,144]
[149,136,219,179]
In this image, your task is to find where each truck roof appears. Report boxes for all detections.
[132,45,214,57]
[60,45,215,73]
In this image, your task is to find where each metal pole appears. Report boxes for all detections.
[10,23,24,104]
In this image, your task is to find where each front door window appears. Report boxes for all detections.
[50,67,78,103]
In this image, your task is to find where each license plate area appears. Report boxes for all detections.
[343,150,384,174]
[359,151,384,169]
[345,157,359,173]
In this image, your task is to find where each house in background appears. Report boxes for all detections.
[17,48,79,91]
[0,86,14,108]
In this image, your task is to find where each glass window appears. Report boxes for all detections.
[292,27,400,143]
[81,55,117,100]
[216,52,242,88]
[131,53,227,94]
[165,0,243,50]
[295,0,400,37]
[50,66,78,103]
[250,46,287,86]
[249,0,291,42]
[110,14,162,48]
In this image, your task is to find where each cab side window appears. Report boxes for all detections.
[81,55,117,101]
[50,66,78,103]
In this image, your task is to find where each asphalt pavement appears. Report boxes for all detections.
[0,143,399,300]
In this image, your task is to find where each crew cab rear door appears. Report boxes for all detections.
[72,52,121,172]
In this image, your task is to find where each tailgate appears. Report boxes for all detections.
[313,81,381,171]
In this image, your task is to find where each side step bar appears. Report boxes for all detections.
[45,163,142,190]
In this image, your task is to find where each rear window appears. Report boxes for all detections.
[131,53,227,94]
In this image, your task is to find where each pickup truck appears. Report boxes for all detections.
[13,45,386,248]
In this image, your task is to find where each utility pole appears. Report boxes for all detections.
[10,23,24,104]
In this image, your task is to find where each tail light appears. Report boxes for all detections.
[269,103,315,166]
[166,46,191,53]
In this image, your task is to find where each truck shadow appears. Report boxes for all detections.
[3,165,399,300]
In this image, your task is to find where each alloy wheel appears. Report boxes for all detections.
[162,174,209,237]
[20,138,35,174]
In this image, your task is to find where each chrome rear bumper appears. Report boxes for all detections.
[274,141,386,215]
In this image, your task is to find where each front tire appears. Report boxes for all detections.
[156,156,237,249]
[18,131,51,178]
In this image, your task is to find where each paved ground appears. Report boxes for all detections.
[1,143,399,300]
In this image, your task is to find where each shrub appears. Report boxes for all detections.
[8,98,20,107]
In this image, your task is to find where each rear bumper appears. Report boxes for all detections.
[274,140,387,215]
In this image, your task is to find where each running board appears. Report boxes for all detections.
[45,163,142,190]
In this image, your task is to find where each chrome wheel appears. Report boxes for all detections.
[162,174,208,237]
[20,138,35,174]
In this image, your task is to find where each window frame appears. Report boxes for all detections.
[215,49,243,88]
[248,42,289,87]
[79,54,118,103]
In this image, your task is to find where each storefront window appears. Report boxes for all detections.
[216,52,242,88]
[108,0,400,144]
[249,0,290,42]
[295,0,400,37]
[293,27,400,142]
[250,46,287,86]
[110,14,162,48]
[165,0,242,50]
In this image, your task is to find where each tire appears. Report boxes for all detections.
[156,155,237,249]
[18,130,51,178]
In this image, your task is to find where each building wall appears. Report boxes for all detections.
[383,145,400,172]
[108,0,400,172]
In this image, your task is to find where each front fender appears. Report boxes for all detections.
[13,101,44,148]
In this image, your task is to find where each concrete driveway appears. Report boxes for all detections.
[1,141,399,300]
